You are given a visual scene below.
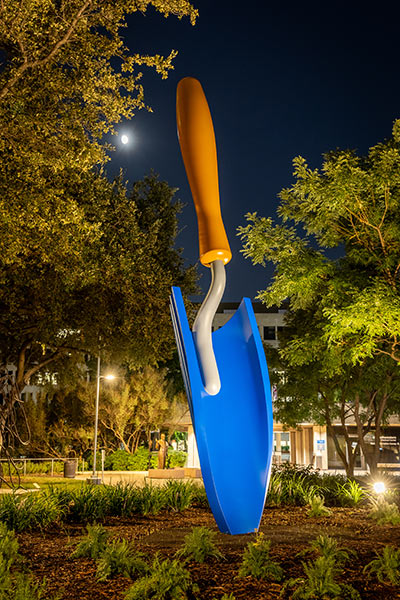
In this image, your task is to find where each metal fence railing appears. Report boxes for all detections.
[0,457,79,477]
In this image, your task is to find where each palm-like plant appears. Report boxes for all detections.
[307,495,332,517]
[363,545,400,586]
[238,533,283,581]
[96,539,148,582]
[176,527,224,563]
[71,523,110,559]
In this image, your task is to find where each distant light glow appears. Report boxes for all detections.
[104,374,116,381]
[373,481,386,494]
[121,134,129,145]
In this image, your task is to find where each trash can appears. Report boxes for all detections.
[63,460,76,479]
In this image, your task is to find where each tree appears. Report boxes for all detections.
[0,2,198,455]
[99,366,183,453]
[0,173,197,453]
[239,121,400,474]
[240,120,400,365]
[268,309,400,476]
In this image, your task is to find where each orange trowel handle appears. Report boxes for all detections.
[176,77,232,267]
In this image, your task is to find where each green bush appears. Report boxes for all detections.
[336,480,365,507]
[307,495,332,518]
[71,523,110,559]
[124,556,197,600]
[0,493,64,532]
[136,484,166,516]
[0,522,20,569]
[368,498,400,525]
[238,533,283,581]
[176,527,224,563]
[8,573,58,600]
[363,546,400,586]
[281,555,361,599]
[96,539,148,582]
[163,480,194,512]
[297,535,354,566]
[267,464,348,508]
[166,451,187,469]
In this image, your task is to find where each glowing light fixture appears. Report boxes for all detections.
[104,373,116,381]
[373,481,386,494]
[121,134,129,145]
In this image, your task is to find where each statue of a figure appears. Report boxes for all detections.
[156,433,168,469]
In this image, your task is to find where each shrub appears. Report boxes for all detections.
[96,539,148,582]
[363,545,400,586]
[190,483,209,508]
[336,480,366,507]
[368,498,400,525]
[166,451,187,469]
[176,527,224,563]
[0,492,64,532]
[267,464,348,508]
[297,534,354,566]
[213,595,235,600]
[124,556,197,600]
[163,480,194,512]
[281,555,361,599]
[71,523,110,559]
[238,533,283,581]
[9,573,58,600]
[0,522,20,569]
[136,484,166,516]
[307,495,332,518]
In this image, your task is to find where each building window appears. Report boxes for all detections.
[263,326,276,340]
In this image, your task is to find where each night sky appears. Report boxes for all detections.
[105,1,400,302]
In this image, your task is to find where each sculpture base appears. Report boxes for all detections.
[147,468,185,479]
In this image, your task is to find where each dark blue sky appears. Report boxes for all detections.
[106,1,400,301]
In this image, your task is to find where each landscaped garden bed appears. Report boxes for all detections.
[0,467,399,599]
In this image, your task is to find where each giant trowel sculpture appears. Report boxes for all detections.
[170,77,273,535]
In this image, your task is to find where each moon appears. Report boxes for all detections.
[121,134,129,145]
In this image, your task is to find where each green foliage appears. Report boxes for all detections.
[0,481,206,531]
[281,556,361,599]
[239,124,400,476]
[2,461,64,476]
[297,535,354,566]
[166,451,188,469]
[163,480,195,512]
[238,533,283,581]
[267,464,346,507]
[0,0,199,456]
[71,523,110,559]
[96,539,148,582]
[8,573,57,600]
[363,545,400,586]
[368,498,400,525]
[104,449,156,471]
[307,495,332,518]
[336,480,365,507]
[212,595,235,600]
[0,522,20,569]
[0,492,64,532]
[136,485,166,516]
[176,527,224,563]
[124,555,196,600]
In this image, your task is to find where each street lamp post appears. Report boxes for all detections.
[87,356,115,485]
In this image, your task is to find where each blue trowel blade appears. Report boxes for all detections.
[170,287,273,535]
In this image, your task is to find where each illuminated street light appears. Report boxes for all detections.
[87,357,116,485]
[121,134,129,145]
[373,481,386,495]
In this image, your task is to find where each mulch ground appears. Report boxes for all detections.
[17,505,400,599]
